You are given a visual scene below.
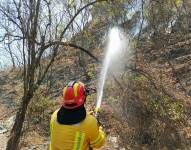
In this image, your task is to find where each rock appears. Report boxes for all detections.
[0,124,8,134]
[109,136,117,143]
[22,145,36,150]
[188,90,191,96]
[5,115,15,130]
[29,145,36,150]
[109,136,119,148]
[22,142,49,150]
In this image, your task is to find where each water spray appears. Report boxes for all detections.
[95,27,123,116]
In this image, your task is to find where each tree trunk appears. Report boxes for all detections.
[10,52,15,69]
[6,91,33,150]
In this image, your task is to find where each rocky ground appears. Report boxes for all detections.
[0,105,9,150]
[0,70,19,150]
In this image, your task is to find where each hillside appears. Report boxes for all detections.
[0,0,191,150]
[0,29,191,149]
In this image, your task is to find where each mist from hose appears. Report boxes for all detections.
[96,27,123,109]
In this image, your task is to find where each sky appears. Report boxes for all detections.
[0,0,92,69]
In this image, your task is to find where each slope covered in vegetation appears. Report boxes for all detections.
[0,0,191,150]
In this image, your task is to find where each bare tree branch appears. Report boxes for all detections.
[59,0,108,40]
[0,5,22,32]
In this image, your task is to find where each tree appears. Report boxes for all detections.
[0,0,107,149]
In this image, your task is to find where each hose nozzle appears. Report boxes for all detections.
[94,107,101,118]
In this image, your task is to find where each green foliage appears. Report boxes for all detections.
[91,0,128,22]
[117,72,187,149]
[144,0,177,34]
[128,73,185,121]
[107,96,117,103]
[86,92,96,104]
[86,63,97,80]
[129,74,147,82]
[175,0,183,6]
[149,95,184,120]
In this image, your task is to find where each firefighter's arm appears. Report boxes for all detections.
[49,111,57,150]
[89,117,106,148]
[49,119,53,150]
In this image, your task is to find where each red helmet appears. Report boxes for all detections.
[62,81,86,109]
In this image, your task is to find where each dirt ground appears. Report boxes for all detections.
[0,104,9,150]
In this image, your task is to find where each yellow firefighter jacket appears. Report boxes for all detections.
[49,110,105,150]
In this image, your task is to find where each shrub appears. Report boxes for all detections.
[109,72,188,149]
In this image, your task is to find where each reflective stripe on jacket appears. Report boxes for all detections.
[49,110,105,150]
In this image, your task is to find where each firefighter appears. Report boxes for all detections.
[49,80,105,150]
